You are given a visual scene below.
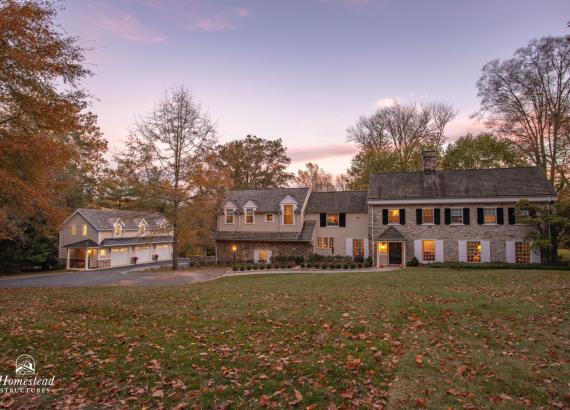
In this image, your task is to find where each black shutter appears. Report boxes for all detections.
[463,208,470,225]
[507,208,515,224]
[497,208,504,225]
[444,208,451,225]
[399,209,406,225]
[416,209,423,225]
[339,213,346,227]
[434,208,441,225]
[320,213,326,227]
[477,208,484,225]
[382,209,388,225]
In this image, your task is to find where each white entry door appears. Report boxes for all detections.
[134,246,152,263]
[111,248,129,266]
[155,244,171,260]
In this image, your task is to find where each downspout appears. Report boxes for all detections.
[371,204,374,266]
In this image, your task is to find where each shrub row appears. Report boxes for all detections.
[425,262,570,270]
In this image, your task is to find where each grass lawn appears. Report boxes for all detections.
[0,268,568,409]
[559,248,570,262]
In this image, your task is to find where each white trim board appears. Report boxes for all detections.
[367,196,556,205]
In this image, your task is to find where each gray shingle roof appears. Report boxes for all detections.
[368,167,556,200]
[220,188,310,213]
[305,191,368,213]
[375,227,406,242]
[100,236,173,247]
[214,221,316,242]
[76,208,169,231]
[64,239,100,248]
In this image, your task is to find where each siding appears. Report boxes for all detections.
[305,212,368,256]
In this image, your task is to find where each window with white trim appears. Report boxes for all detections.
[515,241,531,264]
[283,204,294,225]
[422,240,436,262]
[245,208,254,224]
[139,223,146,234]
[258,249,270,263]
[317,237,334,249]
[71,224,76,236]
[114,223,122,236]
[422,208,434,224]
[388,209,400,224]
[515,208,530,225]
[326,213,339,227]
[484,208,497,224]
[225,209,235,224]
[265,214,274,222]
[352,239,364,257]
[82,224,87,236]
[450,208,463,224]
[466,241,481,263]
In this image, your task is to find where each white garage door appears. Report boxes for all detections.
[111,248,129,266]
[134,246,152,263]
[155,244,171,260]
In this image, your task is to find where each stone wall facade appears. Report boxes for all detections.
[216,240,313,264]
[368,203,542,264]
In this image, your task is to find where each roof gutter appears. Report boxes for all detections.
[367,195,557,205]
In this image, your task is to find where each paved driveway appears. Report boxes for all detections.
[0,261,226,288]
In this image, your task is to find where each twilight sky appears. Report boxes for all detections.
[58,0,570,175]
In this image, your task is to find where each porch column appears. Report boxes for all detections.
[66,248,70,270]
[402,243,406,268]
[84,248,89,271]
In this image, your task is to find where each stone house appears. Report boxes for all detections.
[214,151,556,266]
[59,208,173,270]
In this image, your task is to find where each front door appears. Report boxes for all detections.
[389,242,402,265]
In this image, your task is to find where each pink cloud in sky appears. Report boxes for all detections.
[87,5,166,44]
[287,144,359,163]
[183,15,235,32]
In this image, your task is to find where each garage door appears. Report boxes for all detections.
[155,244,171,260]
[134,246,152,263]
[111,248,129,266]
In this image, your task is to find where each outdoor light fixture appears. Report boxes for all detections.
[231,245,237,270]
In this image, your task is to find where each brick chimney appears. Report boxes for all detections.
[422,150,437,172]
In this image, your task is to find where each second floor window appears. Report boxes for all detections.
[114,224,122,236]
[388,209,400,224]
[283,204,294,225]
[71,224,76,236]
[326,213,339,227]
[225,209,235,224]
[265,214,274,222]
[422,208,434,224]
[82,224,87,236]
[515,208,530,225]
[140,224,146,234]
[484,208,497,224]
[245,209,254,224]
[450,208,463,224]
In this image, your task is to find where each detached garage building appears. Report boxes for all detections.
[58,208,173,270]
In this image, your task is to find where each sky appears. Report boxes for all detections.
[57,0,570,176]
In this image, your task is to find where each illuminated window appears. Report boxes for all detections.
[326,213,339,227]
[352,239,365,257]
[245,208,254,224]
[515,208,530,225]
[388,209,400,224]
[378,242,388,254]
[265,214,274,222]
[422,208,434,224]
[100,249,106,257]
[422,240,436,262]
[515,242,531,264]
[139,224,146,234]
[71,224,76,236]
[450,208,463,224]
[82,224,87,236]
[317,237,334,249]
[225,209,235,224]
[111,248,128,253]
[466,241,481,263]
[283,205,294,225]
[114,223,122,236]
[258,249,270,263]
[484,208,497,224]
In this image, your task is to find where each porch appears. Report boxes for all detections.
[64,240,110,270]
[374,227,407,268]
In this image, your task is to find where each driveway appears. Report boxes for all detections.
[0,260,227,288]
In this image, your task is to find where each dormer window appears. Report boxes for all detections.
[245,208,254,224]
[139,221,147,234]
[283,204,294,225]
[114,222,122,237]
[225,208,235,224]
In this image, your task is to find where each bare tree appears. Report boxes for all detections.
[294,162,336,191]
[476,36,570,190]
[334,173,350,191]
[347,101,456,171]
[126,86,217,270]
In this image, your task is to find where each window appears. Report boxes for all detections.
[326,213,339,227]
[265,214,274,222]
[71,224,76,236]
[156,244,169,249]
[353,239,365,257]
[484,208,497,224]
[100,249,106,257]
[388,209,400,224]
[515,208,530,225]
[317,237,334,249]
[82,224,87,236]
[225,209,235,224]
[422,208,434,224]
[422,240,436,262]
[450,208,463,224]
[111,248,128,253]
[515,241,531,264]
[258,249,270,263]
[114,223,122,236]
[139,224,146,234]
[283,204,294,225]
[466,241,481,263]
[245,208,254,224]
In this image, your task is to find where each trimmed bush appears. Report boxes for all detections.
[239,266,245,271]
[321,264,327,270]
[260,265,266,270]
[408,256,420,267]
[427,262,569,270]
[350,264,356,269]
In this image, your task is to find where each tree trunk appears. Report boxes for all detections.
[172,202,179,271]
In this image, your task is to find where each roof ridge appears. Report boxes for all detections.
[369,166,542,176]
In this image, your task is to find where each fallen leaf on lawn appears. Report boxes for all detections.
[152,389,164,399]
[415,354,424,366]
